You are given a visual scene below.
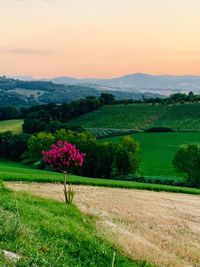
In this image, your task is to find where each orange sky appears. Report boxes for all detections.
[1,0,200,78]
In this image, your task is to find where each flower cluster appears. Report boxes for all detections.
[42,140,86,171]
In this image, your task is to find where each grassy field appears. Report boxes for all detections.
[68,102,200,131]
[0,119,23,133]
[7,182,200,267]
[101,132,200,178]
[1,160,200,195]
[0,182,141,267]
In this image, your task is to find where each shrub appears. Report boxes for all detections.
[173,144,200,186]
[42,140,85,203]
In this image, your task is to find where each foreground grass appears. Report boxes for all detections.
[1,161,200,195]
[0,182,144,267]
[0,119,23,133]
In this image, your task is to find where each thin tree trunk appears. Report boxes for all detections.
[111,251,116,267]
[63,171,67,203]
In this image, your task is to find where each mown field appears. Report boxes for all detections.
[0,119,23,133]
[1,160,200,195]
[0,182,141,267]
[68,102,200,131]
[6,182,200,267]
[101,132,200,179]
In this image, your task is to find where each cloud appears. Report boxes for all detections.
[6,48,51,56]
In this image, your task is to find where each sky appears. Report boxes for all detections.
[1,0,200,78]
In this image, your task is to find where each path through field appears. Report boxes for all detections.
[5,182,200,267]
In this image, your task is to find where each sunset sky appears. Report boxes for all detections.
[1,0,200,78]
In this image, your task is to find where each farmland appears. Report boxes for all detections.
[68,102,200,131]
[0,119,23,133]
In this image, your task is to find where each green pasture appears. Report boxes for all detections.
[0,119,23,133]
[102,132,200,178]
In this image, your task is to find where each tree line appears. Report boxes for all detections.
[0,129,140,179]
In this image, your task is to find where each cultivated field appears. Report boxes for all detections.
[68,102,200,131]
[0,119,23,133]
[6,182,200,267]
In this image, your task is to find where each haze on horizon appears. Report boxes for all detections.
[1,0,200,79]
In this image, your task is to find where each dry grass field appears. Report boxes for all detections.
[5,182,200,267]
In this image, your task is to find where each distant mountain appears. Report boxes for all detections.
[0,77,162,106]
[7,75,34,81]
[49,73,200,95]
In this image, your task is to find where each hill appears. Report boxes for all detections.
[68,102,200,131]
[0,77,161,106]
[50,73,200,95]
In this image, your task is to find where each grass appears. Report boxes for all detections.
[0,119,23,133]
[1,160,200,195]
[0,182,142,267]
[68,102,200,131]
[101,132,200,178]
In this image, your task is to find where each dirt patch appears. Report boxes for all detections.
[5,182,200,267]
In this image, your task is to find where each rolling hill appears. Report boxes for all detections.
[0,77,161,106]
[68,102,200,131]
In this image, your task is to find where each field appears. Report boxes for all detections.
[68,102,200,131]
[0,119,23,133]
[0,182,138,267]
[101,132,200,179]
[6,182,200,267]
[1,160,200,195]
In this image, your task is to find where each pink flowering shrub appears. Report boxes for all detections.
[42,140,86,204]
[42,140,86,171]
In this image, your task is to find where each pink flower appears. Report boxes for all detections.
[42,140,86,171]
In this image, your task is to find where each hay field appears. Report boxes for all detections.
[6,182,200,267]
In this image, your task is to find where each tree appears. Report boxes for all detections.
[42,140,86,203]
[27,132,55,161]
[99,93,115,105]
[173,144,200,186]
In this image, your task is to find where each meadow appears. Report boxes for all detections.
[1,160,200,195]
[68,102,200,131]
[0,119,23,133]
[102,132,200,178]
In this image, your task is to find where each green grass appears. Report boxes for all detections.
[1,160,200,195]
[68,102,200,131]
[0,119,23,133]
[101,132,200,178]
[0,182,143,267]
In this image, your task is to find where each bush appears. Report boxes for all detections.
[173,144,200,186]
[0,131,29,160]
